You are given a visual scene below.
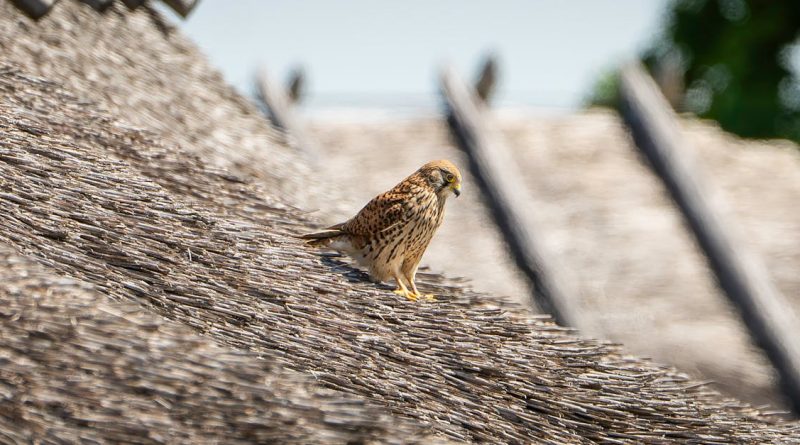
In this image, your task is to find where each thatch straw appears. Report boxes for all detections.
[1,62,798,443]
[307,115,788,409]
[0,244,446,444]
[0,1,312,205]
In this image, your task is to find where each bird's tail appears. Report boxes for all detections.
[299,223,346,247]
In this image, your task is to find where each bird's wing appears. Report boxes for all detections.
[341,191,410,238]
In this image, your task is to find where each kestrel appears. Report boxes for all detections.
[303,160,462,301]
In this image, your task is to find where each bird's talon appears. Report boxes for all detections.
[423,294,436,302]
[393,289,417,301]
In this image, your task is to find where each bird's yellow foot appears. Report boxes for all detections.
[393,289,417,301]
[408,291,436,302]
[421,293,436,302]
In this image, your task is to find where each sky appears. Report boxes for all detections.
[164,0,671,111]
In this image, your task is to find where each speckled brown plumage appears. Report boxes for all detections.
[303,160,462,301]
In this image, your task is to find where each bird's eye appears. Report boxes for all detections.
[445,173,455,183]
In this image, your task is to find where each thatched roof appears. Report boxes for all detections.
[0,243,444,444]
[2,61,799,443]
[0,0,312,204]
[308,112,800,410]
[500,112,800,407]
[2,2,800,443]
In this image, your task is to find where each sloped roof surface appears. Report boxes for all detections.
[308,111,800,410]
[0,1,312,203]
[3,2,800,443]
[0,244,444,445]
[1,62,798,443]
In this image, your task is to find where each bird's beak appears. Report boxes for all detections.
[451,183,461,197]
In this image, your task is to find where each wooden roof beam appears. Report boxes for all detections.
[10,0,59,19]
[160,0,199,18]
[439,63,578,327]
[80,0,113,12]
[619,63,800,414]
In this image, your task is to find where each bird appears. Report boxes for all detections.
[302,160,462,301]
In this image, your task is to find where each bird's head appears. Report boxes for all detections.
[419,160,462,199]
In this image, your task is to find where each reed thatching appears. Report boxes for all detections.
[0,243,446,444]
[2,61,799,443]
[308,112,800,410]
[0,0,312,205]
[3,2,800,443]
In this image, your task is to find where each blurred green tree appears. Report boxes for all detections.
[594,0,800,143]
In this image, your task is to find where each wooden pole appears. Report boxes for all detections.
[160,0,199,18]
[10,0,58,19]
[618,63,800,414]
[121,0,146,9]
[439,65,577,327]
[255,67,318,160]
[474,54,498,104]
[287,67,306,104]
[80,0,113,12]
